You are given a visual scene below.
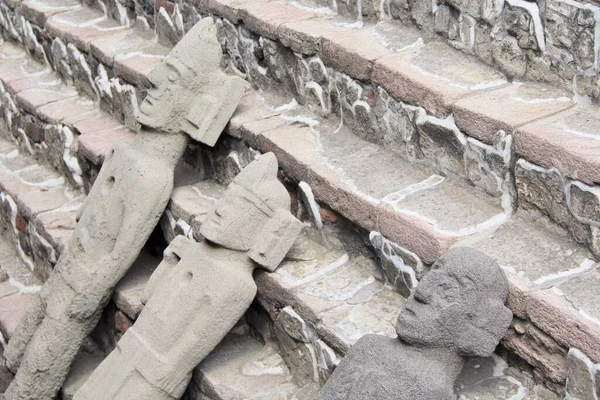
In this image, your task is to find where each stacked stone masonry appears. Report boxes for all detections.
[0,0,598,397]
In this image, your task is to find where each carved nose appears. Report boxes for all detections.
[414,284,431,304]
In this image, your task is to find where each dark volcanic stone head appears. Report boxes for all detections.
[396,247,512,358]
[200,152,303,271]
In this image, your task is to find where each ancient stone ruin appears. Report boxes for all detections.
[0,0,598,396]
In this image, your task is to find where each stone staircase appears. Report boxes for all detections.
[0,0,597,397]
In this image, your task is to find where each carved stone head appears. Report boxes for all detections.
[200,152,303,271]
[137,18,247,146]
[396,247,512,358]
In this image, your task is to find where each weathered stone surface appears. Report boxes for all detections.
[21,0,81,27]
[193,329,320,399]
[77,127,136,165]
[369,231,420,296]
[45,8,127,52]
[75,153,302,400]
[502,319,567,383]
[454,82,574,144]
[0,285,34,340]
[4,19,245,400]
[240,0,315,41]
[516,105,600,185]
[317,248,512,399]
[60,351,104,400]
[373,42,507,117]
[564,348,597,400]
[113,251,160,319]
[467,208,594,286]
[455,356,527,399]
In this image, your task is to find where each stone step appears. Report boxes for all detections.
[0,0,598,395]
[1,0,599,261]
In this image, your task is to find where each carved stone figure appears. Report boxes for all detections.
[315,247,513,400]
[74,153,302,399]
[3,19,246,400]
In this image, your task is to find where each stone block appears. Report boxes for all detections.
[15,85,78,116]
[60,351,104,400]
[516,105,600,185]
[113,251,160,319]
[240,0,315,41]
[454,82,574,144]
[113,51,166,87]
[36,97,97,125]
[89,28,165,67]
[21,0,81,27]
[0,285,34,340]
[45,8,127,52]
[77,127,136,165]
[373,42,507,117]
[321,22,421,82]
[469,208,594,286]
[169,180,225,235]
[194,330,319,399]
[564,349,598,400]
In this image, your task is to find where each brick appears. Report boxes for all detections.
[322,21,422,82]
[16,185,72,218]
[78,127,136,165]
[196,0,246,23]
[113,251,160,319]
[46,8,127,52]
[454,82,575,144]
[240,0,315,41]
[516,105,600,185]
[36,97,97,124]
[114,310,133,340]
[15,85,78,116]
[0,287,34,340]
[68,111,122,135]
[90,28,168,68]
[24,120,45,143]
[378,203,455,265]
[114,52,166,86]
[15,214,27,233]
[21,0,81,27]
[373,42,507,117]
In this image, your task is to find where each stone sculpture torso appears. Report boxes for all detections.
[75,241,258,399]
[74,152,303,400]
[316,335,457,400]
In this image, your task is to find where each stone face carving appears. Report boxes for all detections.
[315,247,513,400]
[3,18,246,400]
[74,153,303,399]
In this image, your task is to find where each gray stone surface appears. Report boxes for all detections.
[4,19,245,400]
[316,247,512,399]
[74,153,302,399]
[564,348,598,400]
[191,327,320,400]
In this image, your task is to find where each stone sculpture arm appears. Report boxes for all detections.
[142,235,194,304]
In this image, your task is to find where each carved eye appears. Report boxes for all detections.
[168,73,178,82]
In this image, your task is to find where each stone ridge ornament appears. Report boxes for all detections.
[315,247,513,400]
[3,18,246,400]
[74,153,303,400]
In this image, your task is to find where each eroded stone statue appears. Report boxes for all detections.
[315,247,513,400]
[3,18,246,400]
[73,152,302,399]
